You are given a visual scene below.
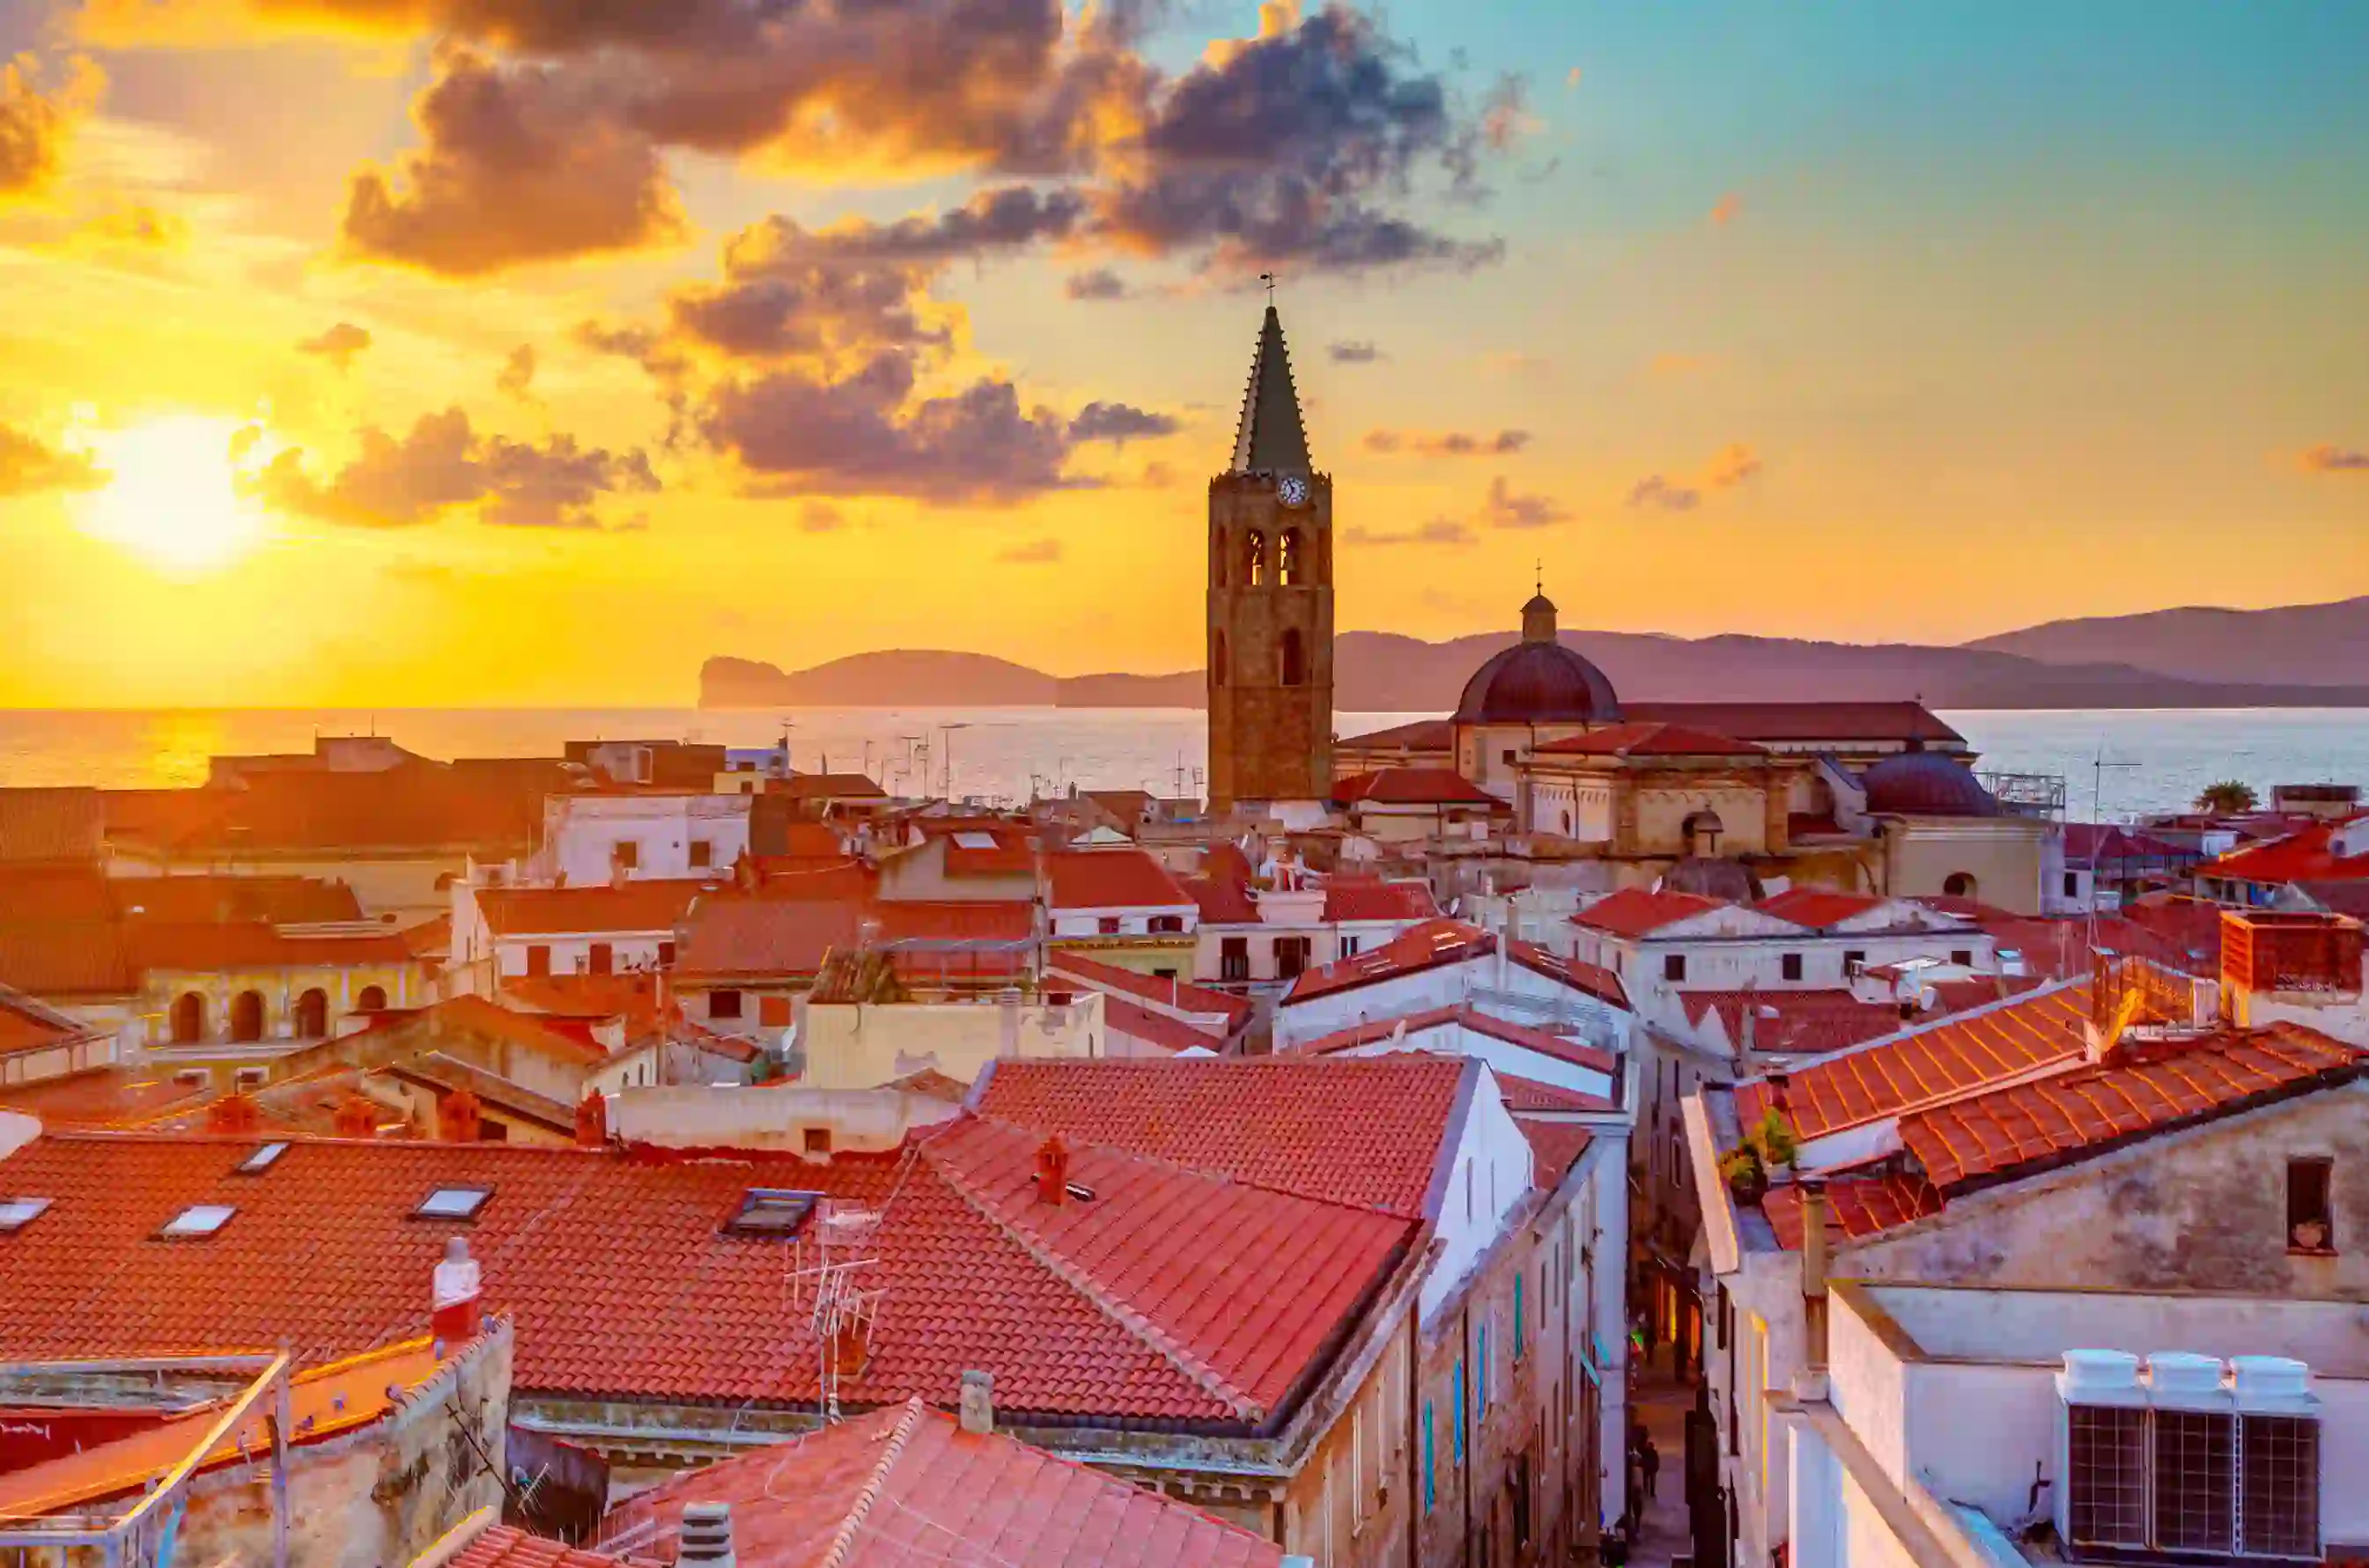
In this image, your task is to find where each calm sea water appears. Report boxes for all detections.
[0,707,2364,821]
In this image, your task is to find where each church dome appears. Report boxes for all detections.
[1860,751,2000,817]
[1452,591,1621,725]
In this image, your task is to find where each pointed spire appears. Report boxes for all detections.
[1229,304,1311,475]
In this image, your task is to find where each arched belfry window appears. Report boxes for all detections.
[1279,529,1303,586]
[1244,530,1267,588]
[1280,628,1306,687]
[1212,629,1228,687]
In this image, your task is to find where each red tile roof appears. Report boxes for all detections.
[746,859,881,901]
[1516,1119,1596,1190]
[0,1067,220,1130]
[778,773,887,801]
[973,1056,1471,1219]
[599,1397,1283,1568]
[1900,1023,2366,1190]
[1751,888,1885,929]
[1507,939,1631,1008]
[0,1119,1414,1429]
[1731,981,2094,1140]
[0,864,116,925]
[1295,1004,1619,1078]
[1044,952,1251,1030]
[1103,997,1227,1055]
[1179,872,1260,925]
[1333,767,1502,806]
[1621,701,1966,747]
[126,922,417,972]
[1572,887,1726,939]
[1531,723,1767,759]
[0,788,105,863]
[1044,850,1192,912]
[1281,917,1491,1003]
[0,924,135,998]
[1760,1174,1945,1250]
[1322,877,1442,924]
[2198,821,2369,885]
[1681,990,1908,1058]
[478,882,714,939]
[113,875,364,925]
[120,768,543,858]
[343,993,612,1064]
[675,897,1031,985]
[452,1527,638,1568]
[502,973,676,1034]
[1495,1072,1616,1114]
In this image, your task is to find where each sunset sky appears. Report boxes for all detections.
[0,0,2364,706]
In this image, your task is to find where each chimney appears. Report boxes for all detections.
[431,1236,483,1349]
[677,1504,734,1568]
[333,1095,378,1139]
[575,1091,609,1147]
[958,1370,995,1435]
[438,1086,483,1144]
[1799,1177,1831,1370]
[207,1093,262,1135]
[1035,1134,1069,1205]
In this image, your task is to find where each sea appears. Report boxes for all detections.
[0,707,2365,821]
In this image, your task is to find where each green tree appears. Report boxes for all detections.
[2195,780,2258,814]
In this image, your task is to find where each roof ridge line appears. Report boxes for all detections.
[920,1133,1264,1423]
[817,1397,929,1568]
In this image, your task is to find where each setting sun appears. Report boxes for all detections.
[76,416,269,572]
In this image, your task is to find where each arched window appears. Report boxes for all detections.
[1942,872,1979,899]
[1211,629,1228,687]
[1280,627,1306,687]
[356,983,388,1012]
[1279,529,1303,586]
[1561,810,1573,835]
[293,988,328,1038]
[228,990,266,1044]
[1682,809,1724,858]
[171,992,205,1045]
[1244,530,1266,588]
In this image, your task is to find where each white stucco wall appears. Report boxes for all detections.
[542,795,750,886]
[1418,1068,1537,1327]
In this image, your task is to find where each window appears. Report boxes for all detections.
[234,1142,289,1174]
[1152,967,1177,980]
[2153,1410,2236,1553]
[1663,953,1686,983]
[525,944,551,978]
[614,840,640,870]
[293,988,328,1037]
[1274,936,1311,979]
[228,990,265,1044]
[170,991,205,1044]
[658,940,676,968]
[2067,1404,2149,1548]
[1148,915,1184,934]
[1244,529,1266,587]
[1942,872,1977,898]
[1097,916,1122,936]
[159,1204,236,1239]
[234,1067,267,1090]
[1341,934,1361,958]
[803,1127,833,1155]
[690,839,713,868]
[1514,1272,1525,1360]
[1781,953,1804,982]
[1280,628,1306,687]
[2064,871,2080,898]
[1279,528,1303,586]
[724,1188,819,1237]
[2286,1158,2335,1253]
[710,989,744,1020]
[2240,1415,2321,1557]
[1423,1401,1436,1513]
[1951,948,1974,968]
[588,941,614,975]
[414,1186,493,1221]
[356,984,387,1012]
[1843,949,1866,975]
[1451,1361,1465,1464]
[1502,748,1517,766]
[1221,938,1250,982]
[759,995,793,1027]
[0,1196,52,1234]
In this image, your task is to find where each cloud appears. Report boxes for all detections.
[341,47,689,276]
[1480,475,1570,528]
[0,422,105,497]
[1482,350,1548,376]
[1479,76,1538,152]
[1345,518,1474,548]
[1626,475,1700,512]
[799,501,846,532]
[1064,267,1129,300]
[2299,444,2369,475]
[298,321,373,372]
[1068,401,1178,445]
[246,406,657,528]
[996,537,1063,563]
[1328,340,1384,364]
[497,344,536,401]
[1709,190,1741,226]
[0,55,103,206]
[1364,428,1529,457]
[68,202,188,252]
[1707,442,1761,488]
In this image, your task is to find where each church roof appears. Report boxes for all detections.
[1230,305,1311,475]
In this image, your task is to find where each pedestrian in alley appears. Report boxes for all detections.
[1640,1432,1662,1504]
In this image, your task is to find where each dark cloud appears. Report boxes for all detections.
[1626,475,1700,512]
[1364,428,1528,457]
[1345,518,1474,548]
[0,422,104,497]
[996,537,1063,563]
[247,406,656,528]
[299,321,373,371]
[700,351,1083,504]
[341,48,688,276]
[1067,401,1178,445]
[1482,475,1570,528]
[2300,444,2369,475]
[742,186,1087,268]
[1328,340,1384,364]
[0,55,100,205]
[497,344,536,400]
[1064,267,1129,300]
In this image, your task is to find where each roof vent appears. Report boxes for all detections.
[678,1503,734,1568]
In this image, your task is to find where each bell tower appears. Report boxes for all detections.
[1207,302,1333,813]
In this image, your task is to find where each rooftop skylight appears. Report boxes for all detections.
[723,1188,819,1238]
[234,1142,291,1174]
[0,1196,52,1233]
[415,1186,493,1221]
[159,1204,236,1239]
[952,832,999,850]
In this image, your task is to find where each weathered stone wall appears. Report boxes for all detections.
[1207,475,1334,810]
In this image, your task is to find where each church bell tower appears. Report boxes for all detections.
[1207,303,1333,813]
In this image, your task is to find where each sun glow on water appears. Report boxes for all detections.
[75,415,269,572]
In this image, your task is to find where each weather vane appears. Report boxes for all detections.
[1535,557,1544,595]
[1259,271,1277,303]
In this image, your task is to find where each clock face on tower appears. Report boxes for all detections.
[1278,475,1309,507]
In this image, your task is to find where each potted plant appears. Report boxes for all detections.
[1720,1108,1799,1205]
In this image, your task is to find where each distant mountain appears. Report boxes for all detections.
[702,627,2369,712]
[1965,596,2369,688]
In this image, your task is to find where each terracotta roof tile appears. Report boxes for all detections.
[2198,821,2369,885]
[1044,850,1192,912]
[1507,939,1630,1008]
[0,924,135,998]
[1496,1073,1615,1114]
[1572,887,1726,939]
[597,1397,1282,1568]
[1900,1023,2366,1189]
[1282,917,1491,1003]
[126,923,417,971]
[1732,981,2094,1140]
[678,898,1032,985]
[1179,872,1260,924]
[0,1067,219,1130]
[973,1056,1470,1219]
[1322,878,1442,924]
[1760,1174,1945,1249]
[1103,997,1227,1055]
[1620,701,1966,747]
[477,882,715,939]
[1295,1004,1618,1078]
[0,788,105,863]
[1516,1119,1596,1191]
[453,1527,640,1568]
[1750,889,1885,929]
[113,876,364,925]
[1681,990,1908,1058]
[777,774,887,801]
[1531,723,1766,759]
[1044,953,1251,1030]
[1332,768,1502,806]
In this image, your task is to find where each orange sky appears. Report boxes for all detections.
[0,0,2364,706]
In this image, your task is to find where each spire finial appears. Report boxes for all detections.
[1535,558,1543,596]
[1260,271,1276,304]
